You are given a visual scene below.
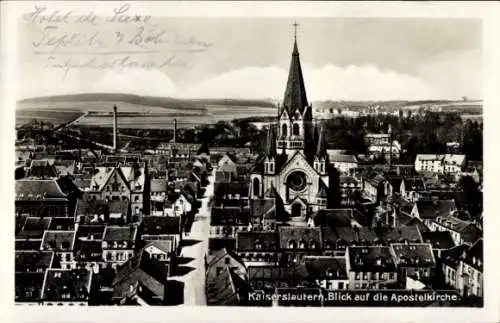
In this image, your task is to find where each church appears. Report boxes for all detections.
[250,28,338,220]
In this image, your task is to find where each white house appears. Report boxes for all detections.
[164,192,194,217]
[329,154,358,174]
[415,154,466,174]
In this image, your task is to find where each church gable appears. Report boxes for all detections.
[103,168,130,193]
[279,151,317,178]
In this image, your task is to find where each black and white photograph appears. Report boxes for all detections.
[3,1,500,321]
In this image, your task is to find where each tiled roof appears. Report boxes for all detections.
[103,225,137,242]
[53,160,76,176]
[15,179,68,200]
[421,231,456,250]
[316,179,328,198]
[76,225,106,241]
[141,216,181,236]
[248,266,293,281]
[213,182,249,198]
[150,179,167,193]
[402,178,426,191]
[42,269,92,302]
[330,154,358,164]
[302,256,348,279]
[15,251,54,272]
[236,231,279,251]
[390,243,435,267]
[15,240,42,251]
[415,200,455,219]
[278,226,322,250]
[211,208,251,226]
[249,199,275,218]
[47,217,74,231]
[207,266,238,305]
[17,217,52,239]
[144,239,175,255]
[41,230,76,251]
[28,159,58,178]
[314,209,362,227]
[348,246,397,272]
[15,272,45,302]
[357,227,378,242]
[382,225,423,243]
[404,217,430,233]
[75,240,103,261]
[112,249,169,300]
[75,199,129,217]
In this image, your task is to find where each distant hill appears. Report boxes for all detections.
[17,93,275,111]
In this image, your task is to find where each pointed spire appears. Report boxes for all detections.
[316,125,327,158]
[282,22,308,117]
[265,125,276,156]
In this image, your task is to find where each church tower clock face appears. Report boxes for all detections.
[287,171,307,192]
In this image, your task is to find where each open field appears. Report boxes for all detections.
[16,94,276,129]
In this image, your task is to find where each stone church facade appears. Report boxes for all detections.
[250,36,337,219]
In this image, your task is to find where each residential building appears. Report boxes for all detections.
[235,231,280,267]
[111,248,170,305]
[15,179,71,218]
[415,154,466,174]
[330,154,358,174]
[430,215,482,246]
[85,164,148,218]
[410,200,457,228]
[140,216,182,251]
[298,255,349,290]
[346,246,398,289]
[400,177,426,202]
[102,225,138,269]
[41,230,77,270]
[75,199,131,225]
[41,269,93,306]
[390,243,436,283]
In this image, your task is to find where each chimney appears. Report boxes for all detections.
[173,119,177,144]
[113,105,118,152]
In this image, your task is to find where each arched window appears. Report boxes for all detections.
[253,177,260,197]
[288,240,296,249]
[282,124,288,137]
[299,240,306,249]
[293,123,300,136]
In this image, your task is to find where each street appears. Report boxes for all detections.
[169,168,215,305]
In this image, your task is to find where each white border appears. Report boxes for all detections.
[2,1,499,323]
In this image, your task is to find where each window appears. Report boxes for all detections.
[135,196,139,202]
[338,282,344,290]
[355,272,361,280]
[253,178,260,197]
[292,123,300,136]
[282,124,288,137]
[225,257,230,265]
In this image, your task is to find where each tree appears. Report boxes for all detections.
[456,175,482,218]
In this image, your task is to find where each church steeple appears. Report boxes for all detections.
[316,126,327,158]
[265,125,277,156]
[282,22,309,117]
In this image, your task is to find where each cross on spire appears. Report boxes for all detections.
[293,21,299,41]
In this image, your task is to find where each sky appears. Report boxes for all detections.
[17,16,482,101]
